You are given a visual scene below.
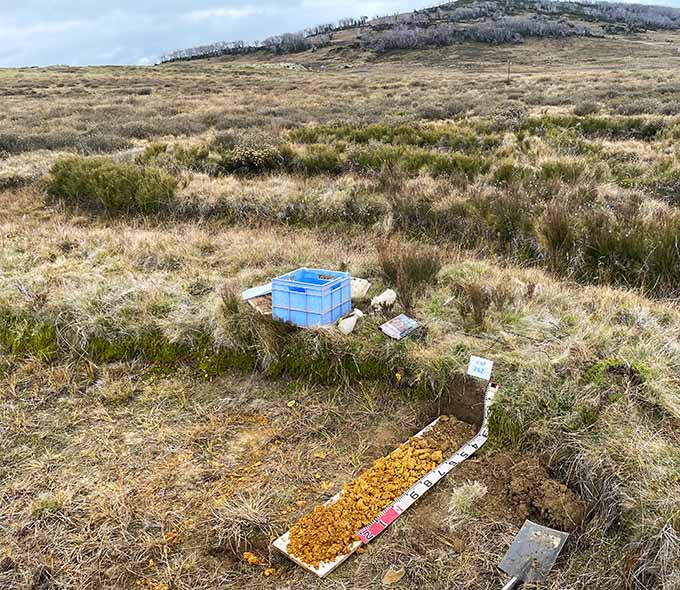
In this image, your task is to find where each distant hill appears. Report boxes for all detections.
[160,0,680,63]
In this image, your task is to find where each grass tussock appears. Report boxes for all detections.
[520,114,670,141]
[289,122,501,152]
[377,240,442,314]
[209,490,280,556]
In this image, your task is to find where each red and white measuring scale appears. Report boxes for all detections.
[358,381,498,543]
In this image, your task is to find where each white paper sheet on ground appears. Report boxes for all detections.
[272,382,498,577]
[351,278,371,299]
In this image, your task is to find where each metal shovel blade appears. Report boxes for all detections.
[500,520,569,585]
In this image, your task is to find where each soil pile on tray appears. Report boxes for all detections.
[287,416,474,568]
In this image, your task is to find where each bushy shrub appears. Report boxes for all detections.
[377,240,442,313]
[217,144,283,174]
[47,156,177,213]
[298,144,344,175]
[138,142,217,175]
[445,100,468,117]
[418,104,448,121]
[174,144,215,173]
[573,100,600,116]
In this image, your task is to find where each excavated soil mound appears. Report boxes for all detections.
[455,453,586,532]
[287,416,475,568]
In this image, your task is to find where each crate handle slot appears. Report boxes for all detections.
[290,286,306,294]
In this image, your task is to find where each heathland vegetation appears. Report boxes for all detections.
[2,2,680,589]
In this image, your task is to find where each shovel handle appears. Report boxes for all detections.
[501,577,520,590]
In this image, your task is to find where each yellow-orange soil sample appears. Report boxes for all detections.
[286,417,470,568]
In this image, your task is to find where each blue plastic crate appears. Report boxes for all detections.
[272,268,352,328]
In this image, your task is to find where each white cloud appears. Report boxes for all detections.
[183,6,259,22]
[1,18,87,42]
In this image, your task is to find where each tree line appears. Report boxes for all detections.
[363,16,592,52]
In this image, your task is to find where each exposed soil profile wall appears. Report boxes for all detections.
[423,375,489,427]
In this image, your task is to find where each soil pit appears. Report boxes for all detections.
[286,415,475,568]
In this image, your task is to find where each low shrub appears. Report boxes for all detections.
[573,100,600,116]
[298,144,345,175]
[217,144,284,174]
[418,104,448,121]
[0,132,131,155]
[614,99,661,116]
[377,240,442,314]
[47,156,177,213]
[138,143,217,175]
[637,164,680,204]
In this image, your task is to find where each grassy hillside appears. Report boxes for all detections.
[159,0,680,63]
[1,22,680,590]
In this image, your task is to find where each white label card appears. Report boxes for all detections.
[467,355,494,381]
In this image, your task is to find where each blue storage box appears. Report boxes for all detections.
[272,268,352,327]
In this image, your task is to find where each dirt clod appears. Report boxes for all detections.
[533,480,586,532]
[243,551,265,565]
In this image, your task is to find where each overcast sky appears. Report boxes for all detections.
[1,0,443,67]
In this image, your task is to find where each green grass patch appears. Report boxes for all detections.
[521,115,668,141]
[290,122,501,152]
[585,358,652,386]
[0,311,58,362]
[348,144,489,179]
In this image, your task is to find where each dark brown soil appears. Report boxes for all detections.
[454,453,586,532]
[422,376,489,427]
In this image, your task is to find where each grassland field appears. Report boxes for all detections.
[1,30,680,590]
